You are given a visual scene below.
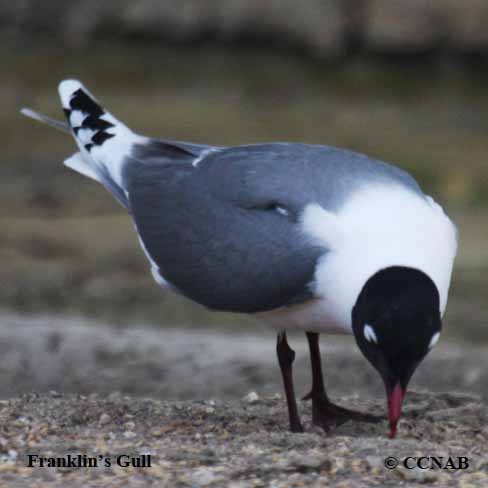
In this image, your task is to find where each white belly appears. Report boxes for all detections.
[255,298,353,334]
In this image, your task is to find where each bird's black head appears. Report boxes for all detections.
[352,266,442,437]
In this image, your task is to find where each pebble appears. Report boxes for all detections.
[279,449,332,472]
[396,465,439,483]
[459,482,480,488]
[98,413,111,425]
[0,450,17,463]
[365,456,383,472]
[151,428,163,438]
[190,467,218,486]
[242,391,260,404]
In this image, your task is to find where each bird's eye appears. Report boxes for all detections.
[363,324,378,344]
[428,331,440,350]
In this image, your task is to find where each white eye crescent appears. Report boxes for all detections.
[428,332,440,350]
[363,324,378,344]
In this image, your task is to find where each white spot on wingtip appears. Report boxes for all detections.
[428,331,440,349]
[70,110,87,127]
[76,128,95,145]
[275,206,289,216]
[363,324,378,344]
[58,79,83,107]
[58,79,100,109]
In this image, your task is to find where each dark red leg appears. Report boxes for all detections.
[276,332,303,433]
[303,332,381,430]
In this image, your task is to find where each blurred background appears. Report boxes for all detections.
[1,1,488,399]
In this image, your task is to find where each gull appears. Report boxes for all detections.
[22,80,457,437]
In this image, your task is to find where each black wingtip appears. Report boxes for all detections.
[63,88,115,151]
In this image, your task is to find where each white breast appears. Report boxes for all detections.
[258,184,458,335]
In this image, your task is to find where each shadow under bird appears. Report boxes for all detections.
[22,80,458,437]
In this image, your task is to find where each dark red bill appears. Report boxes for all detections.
[387,383,406,438]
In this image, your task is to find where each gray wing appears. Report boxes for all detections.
[125,142,422,313]
[197,143,423,213]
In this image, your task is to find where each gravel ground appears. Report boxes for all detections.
[0,390,486,487]
[0,314,485,486]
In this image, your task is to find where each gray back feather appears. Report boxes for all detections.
[124,142,423,313]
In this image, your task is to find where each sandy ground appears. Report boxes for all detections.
[0,391,486,487]
[0,313,487,401]
[0,314,486,486]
